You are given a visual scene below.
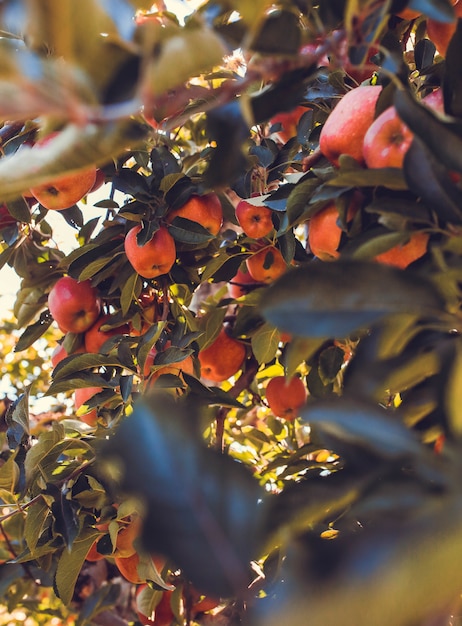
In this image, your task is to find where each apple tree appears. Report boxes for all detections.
[1,0,462,624]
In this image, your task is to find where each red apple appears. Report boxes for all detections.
[363,89,444,169]
[166,193,223,236]
[28,133,97,210]
[74,387,103,427]
[308,197,359,260]
[319,85,382,166]
[48,276,101,334]
[124,225,177,279]
[235,199,274,239]
[427,0,462,57]
[228,265,262,299]
[269,105,308,143]
[84,314,129,353]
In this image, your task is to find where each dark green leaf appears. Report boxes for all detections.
[299,398,428,462]
[259,261,444,339]
[395,88,462,175]
[54,528,101,605]
[168,217,216,244]
[403,137,462,224]
[102,397,265,597]
[53,353,131,380]
[14,310,53,351]
[6,196,30,223]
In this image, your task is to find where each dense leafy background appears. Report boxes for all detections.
[1,0,462,624]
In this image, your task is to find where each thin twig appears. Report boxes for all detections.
[214,355,259,453]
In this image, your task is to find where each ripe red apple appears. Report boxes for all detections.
[269,105,308,143]
[228,265,262,299]
[124,225,176,279]
[319,85,382,166]
[88,169,106,194]
[51,343,84,368]
[308,198,359,260]
[362,89,444,169]
[28,133,97,210]
[427,0,462,57]
[48,276,101,334]
[245,245,288,283]
[74,386,103,426]
[84,314,129,353]
[235,199,274,239]
[265,375,307,420]
[374,231,430,268]
[166,193,223,236]
[198,328,246,382]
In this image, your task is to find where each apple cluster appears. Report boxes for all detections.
[306,84,442,266]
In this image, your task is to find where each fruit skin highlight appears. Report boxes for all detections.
[124,225,176,279]
[319,85,382,166]
[48,276,101,334]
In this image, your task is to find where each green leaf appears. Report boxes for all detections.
[24,499,50,553]
[46,374,118,396]
[327,167,407,190]
[103,397,266,597]
[407,0,456,22]
[6,196,31,223]
[395,89,462,175]
[254,495,462,626]
[14,311,53,352]
[24,426,65,487]
[10,386,31,436]
[0,119,147,203]
[121,271,141,317]
[14,286,47,328]
[142,26,226,97]
[78,253,123,281]
[251,324,280,365]
[259,261,444,339]
[283,337,325,378]
[403,138,462,224]
[0,452,19,492]
[443,337,462,438]
[54,528,101,605]
[52,353,132,380]
[299,398,430,462]
[168,217,215,244]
